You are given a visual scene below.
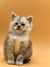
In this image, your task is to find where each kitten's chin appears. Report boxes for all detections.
[16,30,22,33]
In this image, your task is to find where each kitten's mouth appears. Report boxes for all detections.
[16,28,21,31]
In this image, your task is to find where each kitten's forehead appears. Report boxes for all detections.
[20,17,27,22]
[15,16,27,22]
[14,16,20,21]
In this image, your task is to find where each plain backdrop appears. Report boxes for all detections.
[0,0,50,67]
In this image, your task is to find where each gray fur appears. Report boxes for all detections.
[4,12,33,66]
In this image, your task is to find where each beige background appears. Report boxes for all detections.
[0,0,50,67]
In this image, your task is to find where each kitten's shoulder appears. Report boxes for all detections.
[4,32,13,44]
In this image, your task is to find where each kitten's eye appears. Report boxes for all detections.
[15,22,18,25]
[21,23,25,26]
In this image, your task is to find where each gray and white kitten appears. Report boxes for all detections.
[4,12,33,66]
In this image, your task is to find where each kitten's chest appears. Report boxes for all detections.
[9,34,29,54]
[12,40,29,54]
[13,40,21,54]
[9,34,29,41]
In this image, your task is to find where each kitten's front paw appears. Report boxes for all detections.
[16,61,23,66]
[7,59,14,65]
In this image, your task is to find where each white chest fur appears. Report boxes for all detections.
[9,34,30,42]
[8,33,29,54]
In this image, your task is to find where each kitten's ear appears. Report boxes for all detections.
[12,12,16,20]
[27,16,33,22]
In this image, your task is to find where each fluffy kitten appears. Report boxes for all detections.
[4,12,33,66]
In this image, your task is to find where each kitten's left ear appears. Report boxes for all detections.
[27,16,33,22]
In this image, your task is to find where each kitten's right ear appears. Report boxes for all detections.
[27,15,33,23]
[12,12,16,20]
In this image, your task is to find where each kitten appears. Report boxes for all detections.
[4,12,33,66]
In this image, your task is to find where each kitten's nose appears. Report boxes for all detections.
[18,26,20,28]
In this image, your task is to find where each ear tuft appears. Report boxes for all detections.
[27,16,33,22]
[12,12,16,20]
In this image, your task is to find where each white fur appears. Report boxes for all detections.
[9,16,32,34]
[9,12,33,41]
[8,34,29,41]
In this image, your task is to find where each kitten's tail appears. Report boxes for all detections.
[23,59,30,64]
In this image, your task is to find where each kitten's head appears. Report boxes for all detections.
[9,12,33,35]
